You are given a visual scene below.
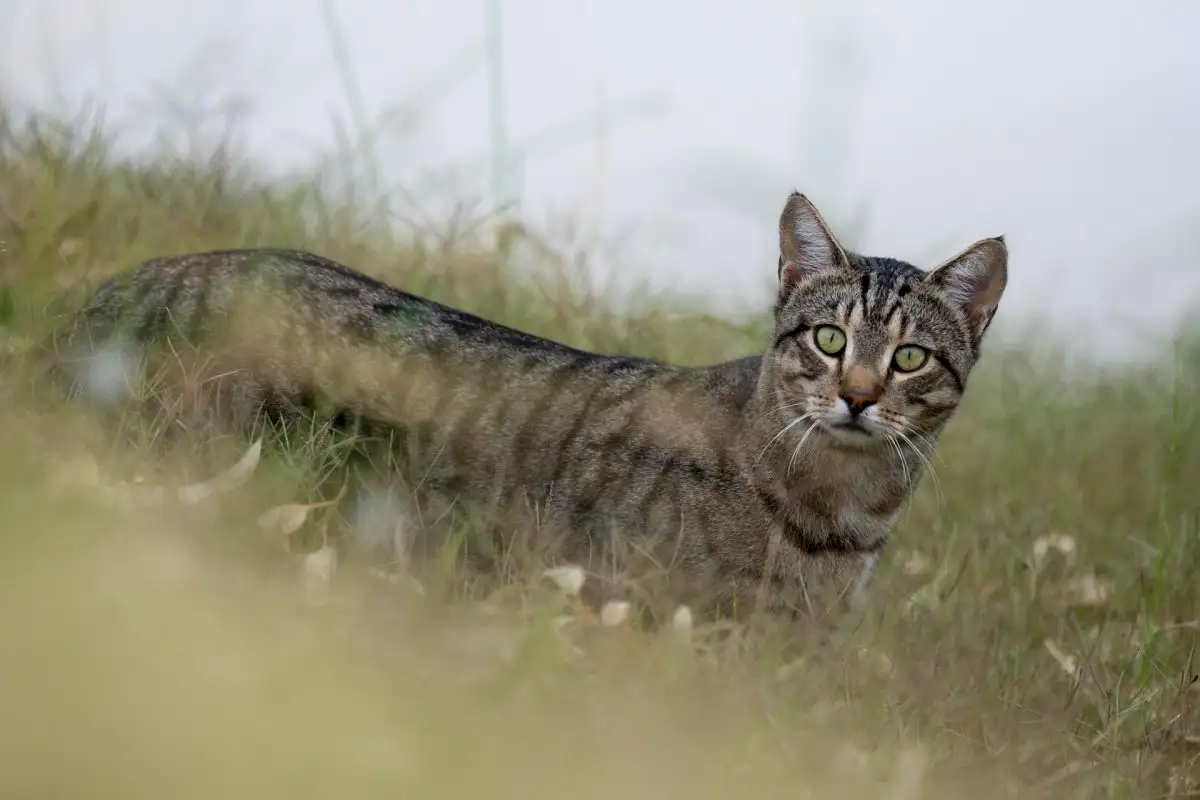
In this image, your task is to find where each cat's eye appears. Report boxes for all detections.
[813,325,846,356]
[892,345,929,372]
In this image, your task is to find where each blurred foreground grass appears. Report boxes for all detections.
[0,103,1197,798]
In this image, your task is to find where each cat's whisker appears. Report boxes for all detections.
[891,426,944,508]
[766,400,810,416]
[886,434,911,487]
[900,419,947,467]
[786,419,823,477]
[765,394,823,416]
[754,412,818,465]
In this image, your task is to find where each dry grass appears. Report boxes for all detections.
[1,101,1198,799]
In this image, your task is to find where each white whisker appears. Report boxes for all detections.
[786,419,823,477]
[886,434,910,487]
[899,418,947,468]
[891,426,944,509]
[755,412,819,465]
[765,394,823,416]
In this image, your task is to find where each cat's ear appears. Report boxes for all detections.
[927,236,1008,339]
[778,192,849,289]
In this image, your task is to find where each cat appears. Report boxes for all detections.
[43,192,1007,623]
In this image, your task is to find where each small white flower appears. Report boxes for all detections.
[901,550,931,576]
[347,484,411,564]
[256,503,313,536]
[177,439,262,505]
[1043,638,1081,680]
[1032,533,1077,570]
[80,344,140,405]
[542,565,585,596]
[671,605,694,634]
[302,546,337,605]
[368,567,423,596]
[599,601,631,627]
[857,646,896,678]
[904,568,949,613]
[1062,573,1115,608]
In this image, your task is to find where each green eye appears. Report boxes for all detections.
[814,325,846,356]
[893,345,929,372]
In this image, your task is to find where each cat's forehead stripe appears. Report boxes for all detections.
[838,266,917,341]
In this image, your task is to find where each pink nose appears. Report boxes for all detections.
[839,386,879,415]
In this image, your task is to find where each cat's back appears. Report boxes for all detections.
[60,248,617,364]
[69,248,435,344]
[54,248,771,439]
[50,248,698,421]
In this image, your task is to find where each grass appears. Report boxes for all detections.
[1,99,1198,799]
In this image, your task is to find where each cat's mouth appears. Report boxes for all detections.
[824,419,876,442]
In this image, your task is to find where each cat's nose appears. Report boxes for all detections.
[839,386,879,416]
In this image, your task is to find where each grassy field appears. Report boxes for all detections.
[1,102,1197,799]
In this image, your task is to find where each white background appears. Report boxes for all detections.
[5,0,1199,360]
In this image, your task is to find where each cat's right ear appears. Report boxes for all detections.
[778,192,848,289]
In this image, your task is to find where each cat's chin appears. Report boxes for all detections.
[820,420,884,448]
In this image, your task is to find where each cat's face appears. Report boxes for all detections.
[767,192,1007,449]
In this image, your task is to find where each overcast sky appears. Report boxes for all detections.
[5,0,1199,359]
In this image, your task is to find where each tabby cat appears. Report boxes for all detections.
[46,192,1007,621]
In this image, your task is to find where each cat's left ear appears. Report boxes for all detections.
[927,236,1008,339]
[778,192,849,289]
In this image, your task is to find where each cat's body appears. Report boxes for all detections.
[45,194,1008,620]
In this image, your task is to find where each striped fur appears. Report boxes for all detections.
[44,192,1008,620]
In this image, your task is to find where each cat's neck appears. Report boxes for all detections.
[739,395,928,518]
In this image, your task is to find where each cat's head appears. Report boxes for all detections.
[765,191,1007,449]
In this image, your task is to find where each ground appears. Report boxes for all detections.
[0,102,1197,799]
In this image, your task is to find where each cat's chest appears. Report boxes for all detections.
[787,475,903,538]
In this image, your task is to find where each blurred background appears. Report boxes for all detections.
[3,0,1198,358]
[5,5,1200,796]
